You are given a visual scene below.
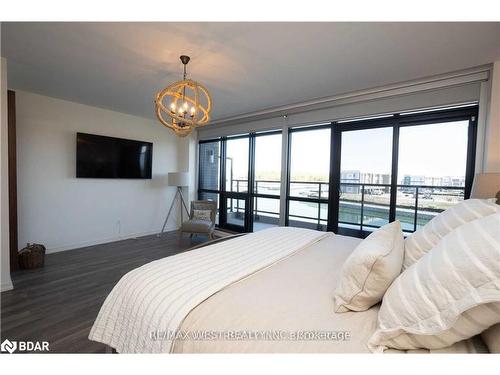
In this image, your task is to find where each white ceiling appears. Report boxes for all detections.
[2,22,500,122]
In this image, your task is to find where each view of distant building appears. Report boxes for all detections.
[340,171,390,194]
[402,174,465,188]
[340,171,465,195]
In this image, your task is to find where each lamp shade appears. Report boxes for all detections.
[168,172,189,187]
[470,173,500,200]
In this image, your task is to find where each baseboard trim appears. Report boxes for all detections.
[44,226,180,254]
[1,279,14,292]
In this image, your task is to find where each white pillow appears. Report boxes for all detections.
[192,209,212,221]
[369,212,500,352]
[333,221,404,313]
[403,198,500,269]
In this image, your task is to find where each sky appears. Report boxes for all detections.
[224,120,469,180]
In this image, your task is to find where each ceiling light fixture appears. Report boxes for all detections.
[155,55,212,137]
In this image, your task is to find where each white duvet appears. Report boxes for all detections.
[89,227,330,353]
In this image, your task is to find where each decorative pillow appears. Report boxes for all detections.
[368,213,500,352]
[333,221,404,313]
[192,209,212,221]
[403,198,500,269]
[482,323,500,353]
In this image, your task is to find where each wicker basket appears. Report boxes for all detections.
[18,243,46,269]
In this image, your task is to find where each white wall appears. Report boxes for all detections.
[177,132,198,204]
[484,61,500,172]
[16,91,183,253]
[1,57,13,291]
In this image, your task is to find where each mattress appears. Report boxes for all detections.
[172,234,487,353]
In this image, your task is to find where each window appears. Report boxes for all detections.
[396,120,469,232]
[198,132,282,233]
[287,126,330,231]
[254,133,282,195]
[225,137,249,193]
[199,141,220,191]
[253,132,282,231]
[199,106,477,238]
[339,127,393,232]
[334,108,476,237]
[198,140,221,224]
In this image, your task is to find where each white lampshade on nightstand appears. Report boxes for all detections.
[470,173,500,202]
[168,172,189,187]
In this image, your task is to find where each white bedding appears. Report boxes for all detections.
[172,234,486,354]
[89,227,487,354]
[89,227,330,353]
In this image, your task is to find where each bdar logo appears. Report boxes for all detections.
[1,339,17,354]
[1,339,49,353]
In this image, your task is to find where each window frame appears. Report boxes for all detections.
[331,106,478,237]
[198,131,283,233]
[198,105,478,238]
[285,124,331,231]
[251,130,283,232]
[197,138,223,226]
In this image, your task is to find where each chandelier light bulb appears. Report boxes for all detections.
[170,102,176,112]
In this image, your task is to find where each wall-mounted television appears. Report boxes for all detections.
[76,133,153,179]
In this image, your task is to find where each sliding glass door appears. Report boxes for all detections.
[200,132,282,233]
[221,135,250,232]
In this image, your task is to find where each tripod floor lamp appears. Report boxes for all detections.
[158,172,190,237]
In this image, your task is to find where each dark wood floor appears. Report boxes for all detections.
[1,231,206,353]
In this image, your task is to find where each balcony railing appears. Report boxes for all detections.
[227,179,281,229]
[339,182,464,232]
[228,179,465,233]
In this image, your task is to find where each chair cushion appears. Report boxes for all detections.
[181,220,214,233]
[193,209,212,221]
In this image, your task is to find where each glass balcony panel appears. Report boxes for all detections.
[288,200,327,231]
[339,184,362,227]
[253,197,280,231]
[362,185,391,228]
[226,198,246,227]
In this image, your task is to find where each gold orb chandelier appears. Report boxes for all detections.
[155,55,212,137]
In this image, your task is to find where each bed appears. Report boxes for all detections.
[88,227,488,354]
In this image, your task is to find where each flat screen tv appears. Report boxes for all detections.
[76,133,153,179]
